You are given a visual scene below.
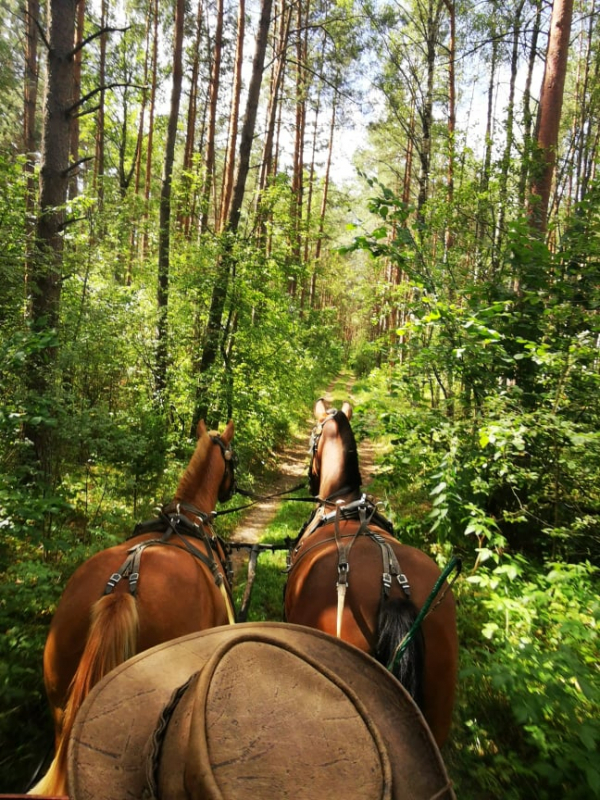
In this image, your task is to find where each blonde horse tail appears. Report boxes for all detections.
[29,593,139,797]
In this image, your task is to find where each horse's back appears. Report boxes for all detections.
[285,525,458,745]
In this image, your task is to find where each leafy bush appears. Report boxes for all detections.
[449,558,600,799]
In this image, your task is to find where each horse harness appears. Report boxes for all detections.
[289,494,412,634]
[102,434,237,623]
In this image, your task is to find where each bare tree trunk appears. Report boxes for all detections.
[443,0,455,257]
[475,22,498,255]
[69,0,85,198]
[403,99,415,207]
[528,0,573,233]
[289,0,309,296]
[142,0,159,258]
[27,0,76,473]
[94,0,108,208]
[181,0,204,237]
[416,0,443,228]
[575,0,597,203]
[495,0,525,267]
[311,81,338,308]
[219,0,245,231]
[127,0,153,281]
[24,0,40,297]
[155,0,185,399]
[304,80,322,266]
[257,0,291,194]
[200,0,224,234]
[518,0,542,205]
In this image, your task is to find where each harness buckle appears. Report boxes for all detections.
[128,572,140,595]
[104,572,122,595]
[397,572,411,597]
[382,572,392,592]
[337,561,350,587]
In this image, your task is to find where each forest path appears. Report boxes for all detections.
[229,376,376,552]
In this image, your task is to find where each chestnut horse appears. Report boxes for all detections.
[31,420,236,797]
[285,400,458,746]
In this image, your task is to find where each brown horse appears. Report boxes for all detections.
[31,420,236,797]
[284,399,459,747]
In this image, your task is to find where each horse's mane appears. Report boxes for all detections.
[334,409,362,490]
[174,431,218,501]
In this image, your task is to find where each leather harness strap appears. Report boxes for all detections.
[369,531,411,599]
[103,506,236,623]
[289,497,412,638]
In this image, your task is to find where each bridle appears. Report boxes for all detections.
[210,434,238,503]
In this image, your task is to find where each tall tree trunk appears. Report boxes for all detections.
[402,99,416,207]
[290,0,307,296]
[257,0,290,194]
[475,22,498,256]
[518,0,543,205]
[495,0,525,268]
[254,0,291,249]
[416,0,443,228]
[181,0,204,237]
[528,0,573,233]
[94,0,108,208]
[574,0,597,203]
[26,0,76,474]
[443,0,455,258]
[24,0,40,296]
[219,0,245,231]
[155,0,184,400]
[192,0,273,429]
[127,0,153,281]
[200,0,224,235]
[69,0,85,198]
[142,0,159,259]
[312,79,338,308]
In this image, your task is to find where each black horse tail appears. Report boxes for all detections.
[375,597,425,708]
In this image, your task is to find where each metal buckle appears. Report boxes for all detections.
[337,562,350,587]
[397,572,411,597]
[104,572,122,595]
[128,572,139,593]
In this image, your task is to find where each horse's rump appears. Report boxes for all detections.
[285,523,457,743]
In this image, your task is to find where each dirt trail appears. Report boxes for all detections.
[230,383,376,549]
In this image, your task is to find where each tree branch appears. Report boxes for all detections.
[67,83,147,114]
[62,156,94,176]
[69,25,131,58]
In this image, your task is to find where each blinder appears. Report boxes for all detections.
[210,434,237,503]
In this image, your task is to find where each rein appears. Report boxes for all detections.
[214,481,311,517]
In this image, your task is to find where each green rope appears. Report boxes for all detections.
[387,555,462,674]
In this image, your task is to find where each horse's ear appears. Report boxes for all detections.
[341,402,353,421]
[197,420,207,439]
[314,398,328,420]
[222,419,234,444]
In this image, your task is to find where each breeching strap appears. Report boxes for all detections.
[387,555,462,674]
